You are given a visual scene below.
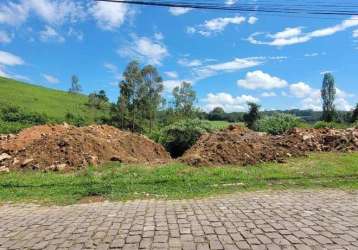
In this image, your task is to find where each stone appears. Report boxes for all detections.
[21,158,34,166]
[0,166,10,173]
[0,153,11,162]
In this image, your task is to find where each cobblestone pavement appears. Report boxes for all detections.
[1,190,358,250]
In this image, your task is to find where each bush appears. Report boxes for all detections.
[256,113,301,135]
[0,121,30,134]
[159,119,213,158]
[1,106,48,124]
[65,112,87,127]
[313,121,347,129]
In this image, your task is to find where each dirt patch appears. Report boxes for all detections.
[0,124,171,171]
[180,125,358,166]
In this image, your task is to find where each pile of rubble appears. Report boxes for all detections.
[0,124,171,172]
[180,125,358,166]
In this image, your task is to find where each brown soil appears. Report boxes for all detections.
[180,125,358,166]
[0,124,171,171]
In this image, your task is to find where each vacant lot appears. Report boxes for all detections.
[0,152,357,204]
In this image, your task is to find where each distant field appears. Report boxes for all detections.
[1,152,357,205]
[0,77,109,122]
[206,120,236,130]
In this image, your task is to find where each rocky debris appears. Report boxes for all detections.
[180,125,358,166]
[0,124,171,171]
[0,153,11,162]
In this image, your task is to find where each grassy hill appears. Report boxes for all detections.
[0,77,110,133]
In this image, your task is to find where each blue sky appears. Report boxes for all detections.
[0,0,357,112]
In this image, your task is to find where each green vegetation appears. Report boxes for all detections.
[158,119,213,157]
[0,152,357,205]
[313,121,349,129]
[321,72,336,122]
[0,77,109,133]
[256,113,302,135]
[243,102,261,129]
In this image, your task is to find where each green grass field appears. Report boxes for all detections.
[0,77,109,122]
[1,152,357,205]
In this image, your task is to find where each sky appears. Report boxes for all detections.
[0,0,357,112]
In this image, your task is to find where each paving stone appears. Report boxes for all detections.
[0,190,357,249]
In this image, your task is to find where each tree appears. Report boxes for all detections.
[118,60,143,131]
[172,81,196,119]
[69,75,82,93]
[141,65,164,132]
[321,73,336,122]
[208,107,226,121]
[243,102,261,129]
[351,103,358,123]
[87,90,109,109]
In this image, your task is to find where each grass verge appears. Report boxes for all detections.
[0,152,357,205]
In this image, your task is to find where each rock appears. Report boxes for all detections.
[12,158,19,165]
[0,153,11,162]
[21,158,34,167]
[0,166,10,173]
[56,163,67,171]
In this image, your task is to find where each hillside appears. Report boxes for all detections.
[0,77,109,122]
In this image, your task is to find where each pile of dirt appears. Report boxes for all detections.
[0,124,171,171]
[180,125,358,166]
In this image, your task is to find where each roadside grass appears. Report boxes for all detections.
[0,152,357,205]
[206,120,243,130]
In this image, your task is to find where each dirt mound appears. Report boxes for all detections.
[0,124,171,171]
[180,126,358,166]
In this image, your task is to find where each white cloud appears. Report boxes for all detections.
[0,1,28,26]
[238,70,288,90]
[178,58,202,67]
[90,1,131,30]
[42,73,59,84]
[104,63,122,82]
[187,16,246,36]
[261,91,277,97]
[225,0,237,5]
[39,26,65,42]
[0,50,24,66]
[119,35,168,65]
[290,84,353,111]
[0,0,86,26]
[304,52,319,57]
[248,16,258,25]
[248,17,358,46]
[154,32,164,40]
[162,79,188,92]
[202,92,259,112]
[168,7,191,16]
[354,29,358,38]
[289,82,312,98]
[67,27,83,41]
[0,31,12,44]
[27,0,86,25]
[164,71,178,78]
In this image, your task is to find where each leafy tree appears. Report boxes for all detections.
[243,102,261,129]
[321,73,336,122]
[88,90,109,109]
[141,65,164,132]
[208,107,226,121]
[351,103,358,123]
[118,61,143,131]
[69,75,82,93]
[172,81,196,119]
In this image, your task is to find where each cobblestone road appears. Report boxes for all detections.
[1,190,358,250]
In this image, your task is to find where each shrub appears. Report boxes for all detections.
[243,102,261,129]
[1,106,48,124]
[256,113,301,135]
[159,119,213,158]
[0,121,30,134]
[65,112,87,127]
